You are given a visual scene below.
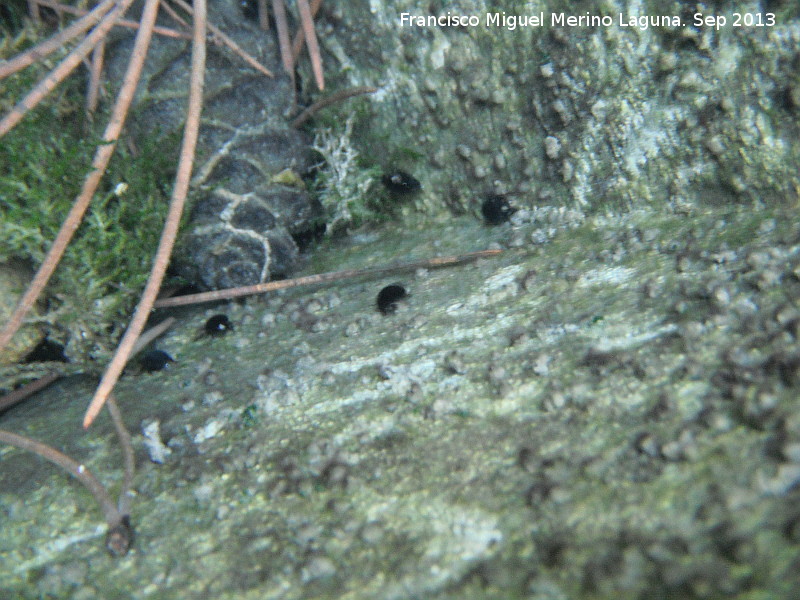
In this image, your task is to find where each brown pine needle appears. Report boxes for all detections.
[130,317,176,357]
[27,0,41,23]
[86,38,105,117]
[257,0,269,31]
[0,0,117,80]
[290,0,321,62]
[33,0,192,42]
[0,0,132,137]
[106,394,135,517]
[291,85,376,128]
[153,249,502,309]
[0,318,173,414]
[297,0,324,90]
[271,0,293,76]
[84,0,208,430]
[157,0,190,30]
[0,430,125,536]
[0,394,136,555]
[0,0,152,361]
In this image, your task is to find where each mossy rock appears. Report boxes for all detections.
[0,261,42,365]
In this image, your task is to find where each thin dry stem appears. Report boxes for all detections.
[106,395,135,517]
[130,317,176,357]
[0,372,61,413]
[291,85,376,128]
[0,0,153,362]
[0,429,122,527]
[0,0,131,137]
[35,0,192,41]
[153,249,503,308]
[0,0,117,80]
[297,0,324,90]
[0,394,136,556]
[27,0,41,23]
[86,38,105,116]
[158,0,190,30]
[0,318,172,414]
[84,0,208,429]
[271,0,293,76]
[257,0,269,31]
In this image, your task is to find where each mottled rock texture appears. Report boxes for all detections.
[3,205,800,599]
[315,0,800,214]
[2,1,800,598]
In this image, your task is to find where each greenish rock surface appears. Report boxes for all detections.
[312,0,800,216]
[2,0,800,598]
[2,203,800,598]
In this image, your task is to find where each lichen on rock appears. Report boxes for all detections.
[312,116,382,234]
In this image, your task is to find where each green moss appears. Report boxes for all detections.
[0,27,175,381]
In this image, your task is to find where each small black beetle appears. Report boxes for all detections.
[381,171,421,195]
[205,314,233,337]
[140,350,174,373]
[481,195,517,225]
[376,284,408,315]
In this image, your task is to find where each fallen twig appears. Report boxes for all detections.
[0,318,173,414]
[0,0,117,80]
[158,0,190,30]
[257,0,269,31]
[0,0,132,137]
[291,85,376,128]
[27,0,40,24]
[106,394,135,518]
[86,38,105,117]
[297,0,324,90]
[172,0,273,78]
[271,0,293,78]
[153,248,503,308]
[0,425,134,556]
[130,317,176,357]
[290,0,322,62]
[34,0,192,41]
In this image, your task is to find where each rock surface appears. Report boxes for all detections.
[313,0,800,216]
[2,203,800,598]
[2,1,800,598]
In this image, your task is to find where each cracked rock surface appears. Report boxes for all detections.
[104,0,321,290]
